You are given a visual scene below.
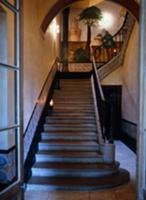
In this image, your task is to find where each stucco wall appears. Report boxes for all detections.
[101,67,123,85]
[121,23,139,124]
[23,0,60,130]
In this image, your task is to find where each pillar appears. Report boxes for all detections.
[62,7,70,71]
[137,1,146,199]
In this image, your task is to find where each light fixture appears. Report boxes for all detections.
[49,99,54,107]
[99,12,114,29]
[49,18,60,38]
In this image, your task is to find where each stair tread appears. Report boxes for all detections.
[44,123,96,126]
[37,150,101,157]
[41,131,97,136]
[32,162,119,170]
[45,118,95,122]
[28,169,129,187]
[39,140,98,145]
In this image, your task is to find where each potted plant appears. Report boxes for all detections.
[73,47,90,62]
[78,6,102,59]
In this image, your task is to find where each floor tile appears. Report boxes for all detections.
[48,191,89,200]
[25,190,49,200]
[90,190,116,200]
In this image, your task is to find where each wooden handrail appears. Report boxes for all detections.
[92,56,105,101]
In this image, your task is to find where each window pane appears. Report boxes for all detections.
[0,3,16,66]
[0,68,16,128]
[0,129,17,192]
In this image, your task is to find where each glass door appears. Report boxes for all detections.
[0,0,23,198]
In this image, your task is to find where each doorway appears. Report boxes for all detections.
[0,0,23,199]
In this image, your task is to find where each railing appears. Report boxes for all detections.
[92,56,106,144]
[98,13,135,81]
[92,13,135,70]
[92,56,117,144]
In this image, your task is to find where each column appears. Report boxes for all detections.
[137,1,146,199]
[62,7,70,71]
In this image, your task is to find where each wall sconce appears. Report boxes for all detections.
[113,48,117,56]
[49,18,60,39]
[49,99,54,111]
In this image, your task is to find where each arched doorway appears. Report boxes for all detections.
[41,0,139,33]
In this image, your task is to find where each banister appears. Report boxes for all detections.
[92,56,105,102]
[92,12,135,70]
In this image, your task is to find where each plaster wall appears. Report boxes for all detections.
[23,0,60,130]
[121,23,139,124]
[101,67,123,85]
[68,1,126,42]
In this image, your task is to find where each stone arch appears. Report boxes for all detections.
[41,0,140,33]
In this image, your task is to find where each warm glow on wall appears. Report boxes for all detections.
[99,12,114,29]
[48,18,60,39]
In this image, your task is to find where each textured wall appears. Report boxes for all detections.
[23,0,60,130]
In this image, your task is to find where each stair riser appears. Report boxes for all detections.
[32,169,118,178]
[51,110,95,113]
[36,156,102,163]
[44,124,96,128]
[41,135,97,141]
[26,183,120,191]
[45,119,96,123]
[44,127,97,132]
[53,98,92,101]
[53,106,94,110]
[47,115,95,119]
[38,145,99,151]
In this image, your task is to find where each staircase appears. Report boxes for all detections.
[27,77,129,191]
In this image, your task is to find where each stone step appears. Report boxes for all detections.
[41,130,97,134]
[44,123,96,128]
[38,140,99,151]
[32,162,120,178]
[45,117,95,123]
[53,105,94,109]
[50,100,93,104]
[46,115,95,120]
[53,97,92,101]
[49,109,95,114]
[36,150,102,163]
[41,132,97,141]
[43,124,97,132]
[27,169,130,191]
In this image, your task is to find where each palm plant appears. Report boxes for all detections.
[79,6,102,59]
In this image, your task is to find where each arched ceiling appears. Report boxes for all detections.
[41,0,139,33]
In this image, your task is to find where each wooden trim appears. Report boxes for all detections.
[0,146,15,153]
[23,61,57,138]
[24,70,59,182]
[0,182,22,200]
[122,118,137,127]
[121,131,136,153]
[23,60,58,162]
[41,0,139,33]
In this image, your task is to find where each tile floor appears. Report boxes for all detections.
[25,141,136,200]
